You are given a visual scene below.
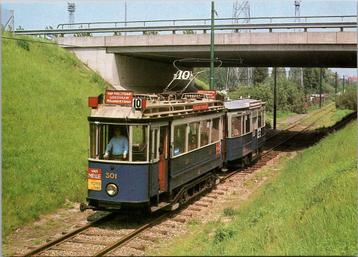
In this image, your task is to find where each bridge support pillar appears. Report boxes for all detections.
[67,47,185,93]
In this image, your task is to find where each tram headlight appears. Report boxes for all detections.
[106,183,118,196]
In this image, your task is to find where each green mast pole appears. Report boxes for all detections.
[210,1,215,90]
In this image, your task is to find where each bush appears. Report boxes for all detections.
[228,77,306,114]
[213,226,236,244]
[16,39,30,51]
[223,207,237,216]
[336,86,357,110]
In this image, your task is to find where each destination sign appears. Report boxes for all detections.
[105,90,133,106]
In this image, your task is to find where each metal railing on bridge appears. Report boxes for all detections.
[14,15,357,36]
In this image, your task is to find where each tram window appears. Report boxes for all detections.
[200,120,210,147]
[132,125,148,161]
[245,114,251,133]
[253,116,258,130]
[89,124,129,161]
[101,125,129,160]
[89,124,97,158]
[149,128,158,161]
[231,116,242,137]
[211,118,220,143]
[258,112,262,128]
[173,124,187,156]
[188,122,199,151]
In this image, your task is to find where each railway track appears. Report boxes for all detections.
[265,102,335,142]
[21,106,354,257]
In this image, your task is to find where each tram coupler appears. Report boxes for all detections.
[80,202,95,212]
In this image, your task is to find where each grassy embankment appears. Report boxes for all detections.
[273,102,352,130]
[150,121,357,256]
[2,35,106,239]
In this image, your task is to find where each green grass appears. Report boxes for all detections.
[2,35,106,239]
[150,121,357,256]
[299,104,353,129]
[265,110,296,126]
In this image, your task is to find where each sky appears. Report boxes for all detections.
[1,0,357,77]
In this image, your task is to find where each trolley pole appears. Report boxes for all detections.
[319,68,323,108]
[273,67,277,130]
[209,1,215,90]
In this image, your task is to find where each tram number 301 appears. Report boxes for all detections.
[106,172,118,179]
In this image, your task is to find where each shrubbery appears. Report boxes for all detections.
[336,86,357,110]
[229,77,306,113]
[213,226,236,244]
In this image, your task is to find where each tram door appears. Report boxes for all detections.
[159,126,168,191]
[150,126,168,193]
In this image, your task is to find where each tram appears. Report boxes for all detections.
[80,66,265,213]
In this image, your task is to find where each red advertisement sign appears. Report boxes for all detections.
[197,90,217,100]
[88,168,102,179]
[105,90,133,106]
[193,103,209,110]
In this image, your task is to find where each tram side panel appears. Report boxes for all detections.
[168,113,224,192]
[224,105,266,163]
[169,143,223,191]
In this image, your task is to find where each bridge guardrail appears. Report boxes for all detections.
[14,15,357,36]
[55,15,357,29]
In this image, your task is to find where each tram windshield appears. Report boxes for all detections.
[89,124,148,162]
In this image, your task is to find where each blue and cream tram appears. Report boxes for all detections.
[81,89,265,213]
[224,99,266,166]
[82,90,226,212]
[80,61,265,213]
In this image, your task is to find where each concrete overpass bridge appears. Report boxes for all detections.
[16,15,357,93]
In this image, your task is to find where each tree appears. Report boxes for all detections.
[253,67,268,85]
[275,67,286,80]
[289,67,300,83]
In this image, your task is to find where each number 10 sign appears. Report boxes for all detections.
[174,70,193,80]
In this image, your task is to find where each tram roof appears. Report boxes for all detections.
[89,94,225,121]
[88,90,264,121]
[224,99,264,111]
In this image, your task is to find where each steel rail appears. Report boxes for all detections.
[265,102,335,142]
[15,21,356,36]
[94,213,170,256]
[21,213,115,257]
[55,15,357,29]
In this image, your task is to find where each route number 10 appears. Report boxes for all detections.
[174,70,193,80]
